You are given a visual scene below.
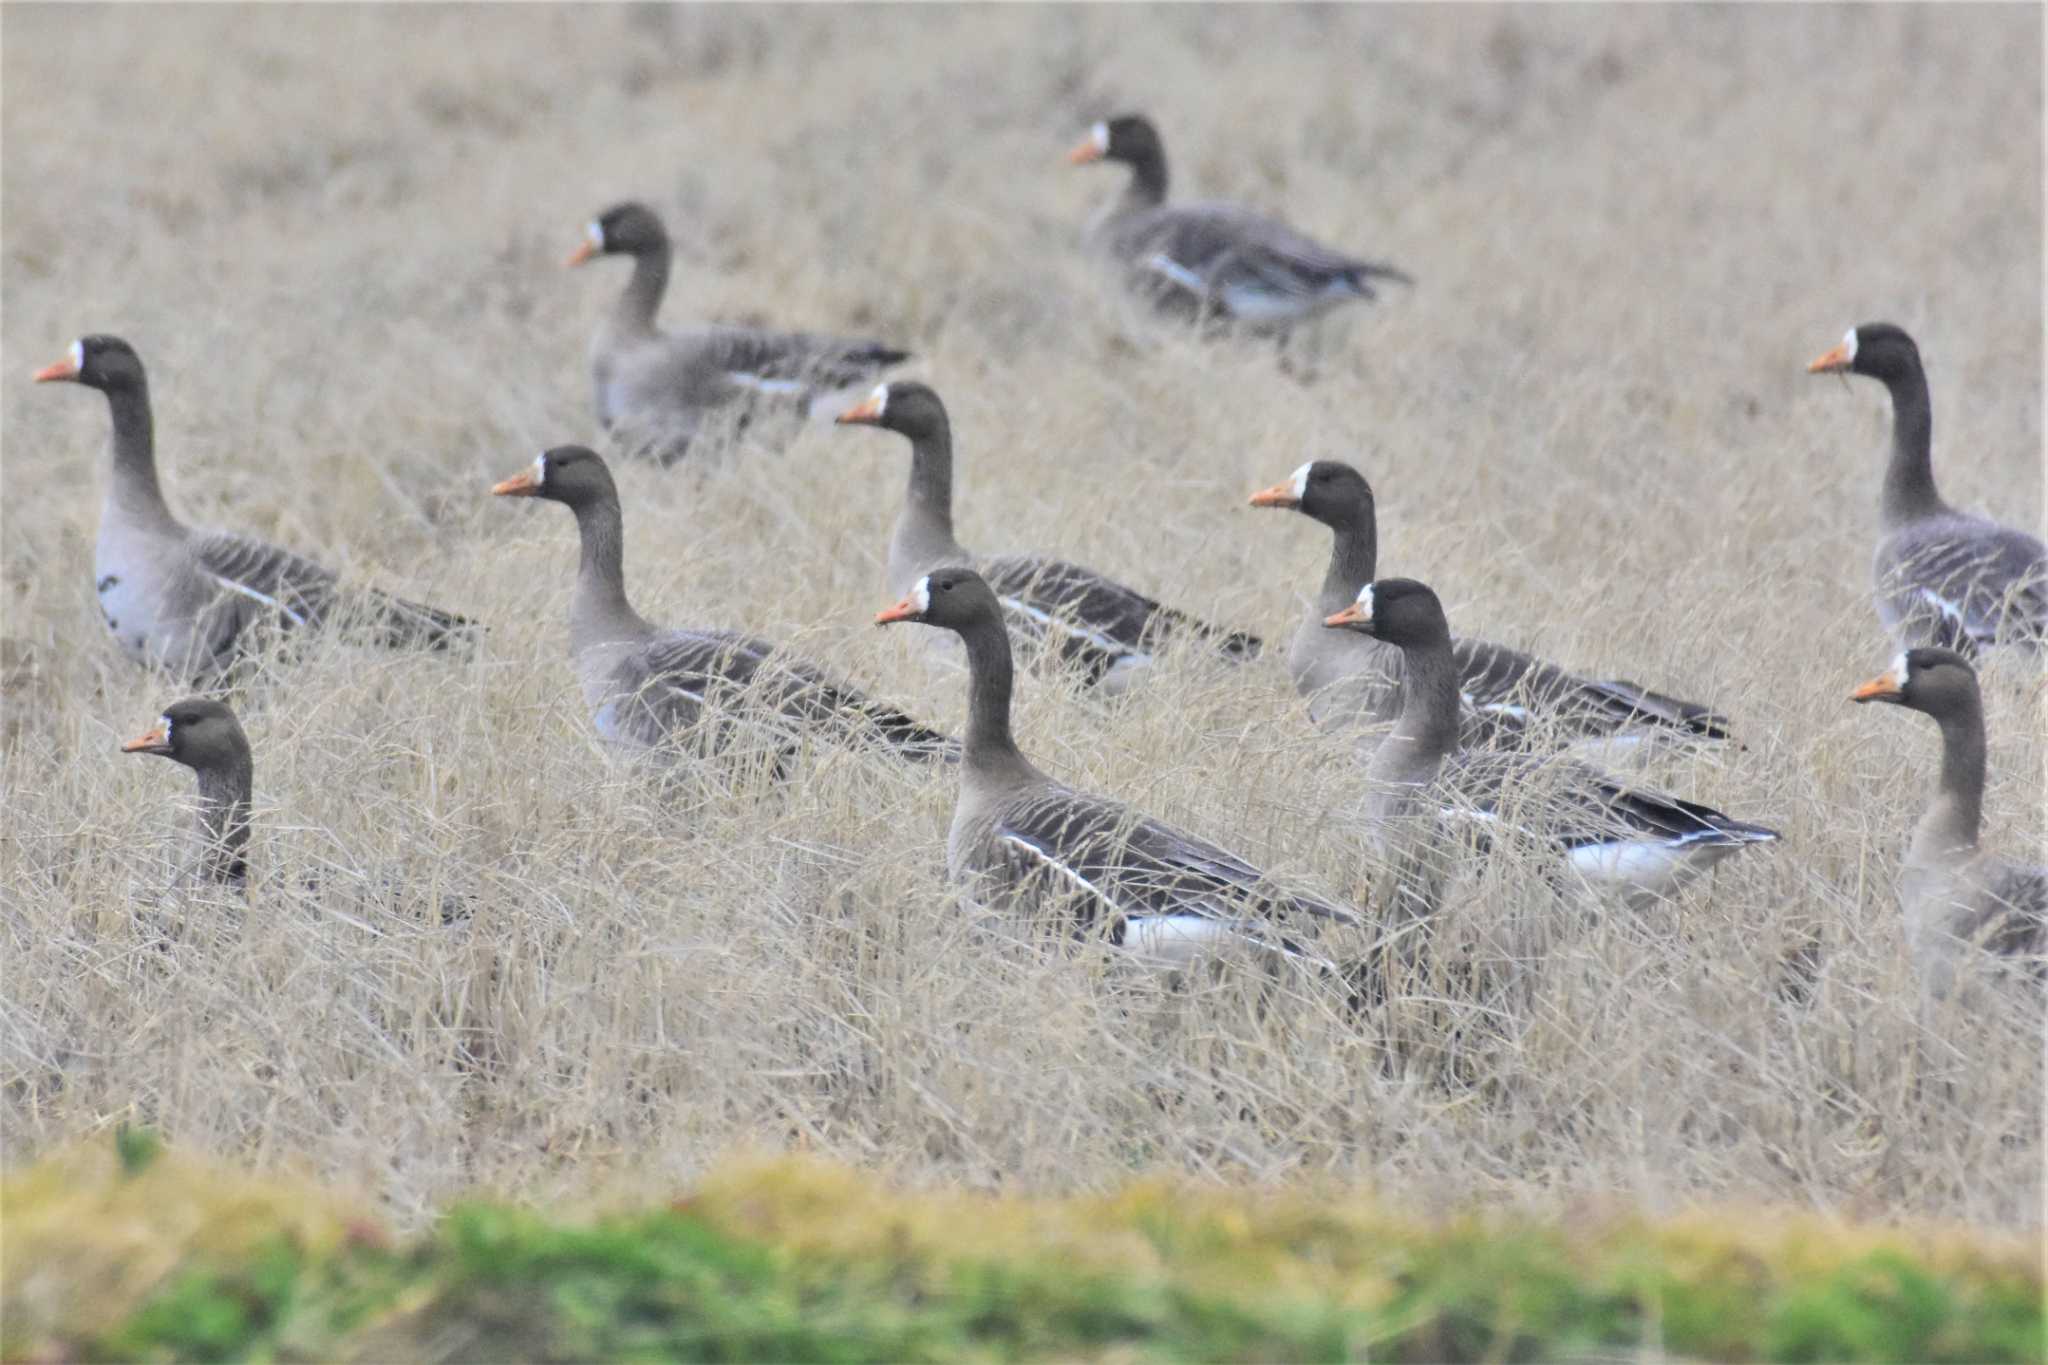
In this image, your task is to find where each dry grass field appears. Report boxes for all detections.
[2,3,2041,1244]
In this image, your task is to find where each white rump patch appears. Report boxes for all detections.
[1842,327,1858,363]
[1289,462,1313,500]
[1090,121,1109,154]
[585,219,605,252]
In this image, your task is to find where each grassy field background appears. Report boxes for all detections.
[3,1,2042,1248]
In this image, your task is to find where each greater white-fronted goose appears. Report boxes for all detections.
[1851,647,2044,995]
[873,566,1369,971]
[1324,579,1777,909]
[491,445,954,766]
[836,381,1259,690]
[568,202,911,465]
[121,697,254,888]
[34,336,474,681]
[1809,323,2046,653]
[1250,460,1730,752]
[1067,114,1410,330]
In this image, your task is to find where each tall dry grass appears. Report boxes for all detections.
[2,5,2041,1235]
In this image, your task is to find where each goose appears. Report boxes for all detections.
[874,566,1371,972]
[121,696,471,926]
[1250,459,1730,755]
[567,201,911,464]
[120,697,255,888]
[1808,323,2046,653]
[1851,647,2045,995]
[34,336,475,681]
[836,382,1260,690]
[1324,579,1777,910]
[491,445,954,766]
[1068,114,1411,331]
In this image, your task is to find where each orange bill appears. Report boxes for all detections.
[1807,342,1853,374]
[564,237,599,267]
[1850,670,1903,703]
[121,723,170,754]
[1066,135,1105,165]
[874,594,922,625]
[836,393,884,425]
[32,355,79,383]
[1248,479,1299,509]
[491,469,542,497]
[1324,602,1370,629]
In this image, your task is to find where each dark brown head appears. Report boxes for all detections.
[1807,322,1922,387]
[565,201,669,266]
[1068,113,1165,169]
[834,381,948,443]
[874,566,1001,634]
[33,334,147,393]
[1248,459,1375,527]
[1850,646,1980,718]
[490,445,617,509]
[121,697,250,774]
[1322,577,1451,649]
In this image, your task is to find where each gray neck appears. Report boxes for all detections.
[568,495,653,653]
[1914,697,1987,861]
[1370,633,1461,787]
[103,383,180,530]
[195,760,253,887]
[956,610,1038,784]
[1122,151,1169,208]
[1879,364,1946,528]
[612,243,671,338]
[1315,510,1378,616]
[889,423,967,590]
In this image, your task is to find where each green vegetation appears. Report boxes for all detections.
[4,1137,2040,1362]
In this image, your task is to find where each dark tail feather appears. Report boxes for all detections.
[1344,261,1415,291]
[369,592,481,652]
[859,706,960,765]
[1589,679,1734,740]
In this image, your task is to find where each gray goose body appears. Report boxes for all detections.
[35,337,472,681]
[570,203,909,465]
[492,446,953,765]
[878,568,1367,972]
[1810,323,2047,653]
[1251,461,1730,753]
[838,382,1258,691]
[1069,115,1410,330]
[1852,648,2046,997]
[1327,580,1777,911]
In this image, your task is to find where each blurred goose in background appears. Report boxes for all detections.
[491,446,954,766]
[1808,323,2046,654]
[876,566,1370,973]
[837,381,1259,690]
[1068,114,1410,331]
[1851,647,2045,995]
[121,697,254,889]
[567,201,911,465]
[1250,460,1730,756]
[1324,579,1777,911]
[34,336,475,682]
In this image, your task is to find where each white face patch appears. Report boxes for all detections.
[1090,121,1109,154]
[532,452,548,487]
[910,575,932,615]
[1842,327,1858,363]
[869,383,889,419]
[69,338,85,373]
[161,714,174,746]
[585,219,605,252]
[1289,462,1313,501]
[1355,582,1375,626]
[1893,649,1911,688]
